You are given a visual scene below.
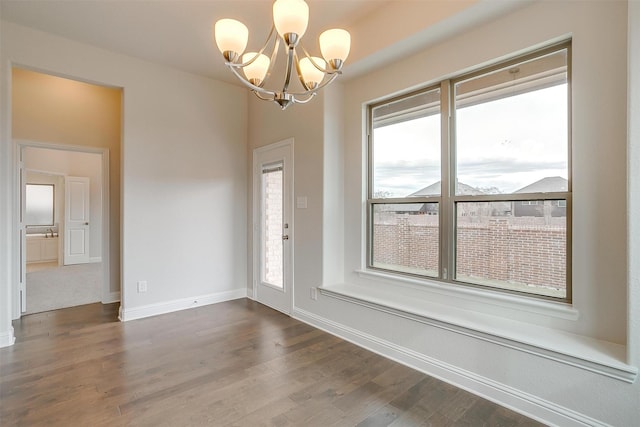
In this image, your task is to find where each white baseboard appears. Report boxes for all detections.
[0,326,16,348]
[293,307,608,427]
[103,291,120,304]
[119,288,248,322]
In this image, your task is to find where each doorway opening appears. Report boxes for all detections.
[12,67,122,319]
[20,145,106,314]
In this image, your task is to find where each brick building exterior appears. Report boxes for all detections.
[373,213,566,294]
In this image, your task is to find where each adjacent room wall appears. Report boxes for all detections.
[25,147,103,259]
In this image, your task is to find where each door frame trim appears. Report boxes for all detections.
[252,138,294,314]
[14,140,112,317]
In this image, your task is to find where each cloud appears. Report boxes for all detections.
[374,158,567,196]
[371,84,569,197]
[457,159,567,176]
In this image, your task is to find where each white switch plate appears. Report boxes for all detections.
[297,196,308,209]
[137,280,148,293]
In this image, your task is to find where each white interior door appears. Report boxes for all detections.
[253,140,293,315]
[64,176,91,265]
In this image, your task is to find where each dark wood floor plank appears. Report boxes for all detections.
[0,299,546,426]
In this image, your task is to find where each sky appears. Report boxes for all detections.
[373,84,568,197]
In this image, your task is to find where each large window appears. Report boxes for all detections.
[368,42,571,301]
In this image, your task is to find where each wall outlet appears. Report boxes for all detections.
[297,196,308,209]
[137,280,148,293]
[310,287,318,301]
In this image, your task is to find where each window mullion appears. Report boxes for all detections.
[440,80,454,281]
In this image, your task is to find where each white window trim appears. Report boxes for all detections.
[367,41,572,302]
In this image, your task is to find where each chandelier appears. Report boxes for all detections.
[213,0,351,110]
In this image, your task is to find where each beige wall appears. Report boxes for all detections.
[12,68,121,294]
[12,68,122,146]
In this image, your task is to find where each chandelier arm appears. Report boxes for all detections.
[307,71,340,92]
[254,91,276,101]
[227,64,277,97]
[263,34,281,85]
[282,45,296,94]
[283,71,341,98]
[259,25,277,57]
[291,92,317,104]
[226,25,277,68]
[299,44,340,74]
[293,50,308,90]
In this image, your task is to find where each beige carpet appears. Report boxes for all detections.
[25,263,102,314]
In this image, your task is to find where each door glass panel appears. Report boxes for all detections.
[262,164,284,288]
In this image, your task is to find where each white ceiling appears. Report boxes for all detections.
[0,1,532,86]
[0,0,390,84]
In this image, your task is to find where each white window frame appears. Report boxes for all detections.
[366,41,572,302]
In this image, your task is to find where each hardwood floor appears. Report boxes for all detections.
[1,299,545,426]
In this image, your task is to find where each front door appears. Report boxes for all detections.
[253,139,293,315]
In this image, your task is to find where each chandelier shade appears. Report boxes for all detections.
[213,0,351,109]
[214,19,248,62]
[273,0,309,42]
[319,29,351,70]
[242,52,270,86]
[299,57,326,90]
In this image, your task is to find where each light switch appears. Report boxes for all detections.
[296,196,308,209]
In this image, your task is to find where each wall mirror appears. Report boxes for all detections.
[25,184,54,226]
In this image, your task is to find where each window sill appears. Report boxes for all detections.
[358,269,579,320]
[318,280,637,383]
